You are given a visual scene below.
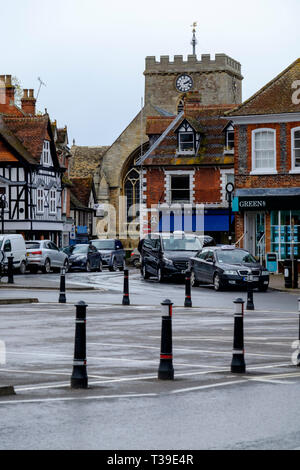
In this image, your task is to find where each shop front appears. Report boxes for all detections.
[234,188,300,263]
[155,207,234,244]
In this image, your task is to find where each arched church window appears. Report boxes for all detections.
[124,168,140,223]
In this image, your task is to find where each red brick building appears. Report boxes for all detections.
[136,92,236,243]
[228,59,300,265]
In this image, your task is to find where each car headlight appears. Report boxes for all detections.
[224,270,238,275]
[261,270,269,276]
[74,255,86,259]
[163,257,173,266]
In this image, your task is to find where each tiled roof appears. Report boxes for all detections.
[0,116,36,164]
[228,58,300,116]
[70,145,110,178]
[144,105,233,165]
[2,115,50,162]
[70,176,94,207]
[146,117,174,134]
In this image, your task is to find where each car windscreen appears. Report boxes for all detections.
[71,245,88,254]
[216,250,257,264]
[26,242,41,249]
[92,240,115,250]
[162,236,202,251]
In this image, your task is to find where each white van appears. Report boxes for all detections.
[0,234,27,274]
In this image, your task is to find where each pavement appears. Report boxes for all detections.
[0,270,299,297]
[269,273,300,295]
[0,271,300,449]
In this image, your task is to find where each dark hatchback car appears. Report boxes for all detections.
[90,239,125,271]
[68,244,102,272]
[190,246,269,291]
[140,232,203,282]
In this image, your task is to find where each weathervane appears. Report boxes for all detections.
[191,22,197,55]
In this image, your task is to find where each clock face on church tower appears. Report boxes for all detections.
[175,74,193,92]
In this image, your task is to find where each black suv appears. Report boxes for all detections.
[91,239,125,271]
[190,246,269,291]
[140,232,203,282]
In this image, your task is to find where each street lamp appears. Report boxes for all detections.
[226,182,234,245]
[0,194,7,234]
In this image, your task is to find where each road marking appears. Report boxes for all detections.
[0,392,158,406]
[170,379,247,394]
[247,378,294,385]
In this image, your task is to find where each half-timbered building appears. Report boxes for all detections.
[0,113,64,243]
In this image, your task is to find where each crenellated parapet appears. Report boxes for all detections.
[145,54,242,77]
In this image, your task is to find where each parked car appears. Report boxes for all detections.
[128,248,141,268]
[0,234,27,274]
[198,235,216,248]
[190,245,269,291]
[26,240,68,273]
[68,244,102,272]
[140,232,203,282]
[60,245,74,257]
[90,239,125,271]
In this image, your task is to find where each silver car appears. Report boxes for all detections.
[26,240,68,273]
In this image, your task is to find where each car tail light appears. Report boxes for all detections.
[31,251,42,255]
[131,252,134,256]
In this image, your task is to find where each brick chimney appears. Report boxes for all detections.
[184,91,202,114]
[21,89,36,115]
[0,75,15,107]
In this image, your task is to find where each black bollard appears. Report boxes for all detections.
[122,268,130,305]
[246,272,254,311]
[59,266,66,303]
[7,255,14,284]
[161,298,173,317]
[71,301,88,389]
[231,298,246,373]
[158,315,174,380]
[184,270,192,308]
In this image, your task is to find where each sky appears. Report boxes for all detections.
[0,0,300,146]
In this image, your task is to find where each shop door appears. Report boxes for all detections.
[244,213,256,255]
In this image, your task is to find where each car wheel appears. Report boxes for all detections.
[142,264,150,280]
[213,273,223,291]
[86,261,92,272]
[98,260,103,272]
[64,260,69,273]
[19,261,26,275]
[133,258,140,268]
[191,270,199,287]
[42,259,51,274]
[109,258,118,272]
[157,266,165,283]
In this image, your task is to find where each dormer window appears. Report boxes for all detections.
[177,122,195,153]
[179,131,194,151]
[42,140,51,165]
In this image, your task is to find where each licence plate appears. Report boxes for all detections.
[253,276,259,282]
[181,270,186,274]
